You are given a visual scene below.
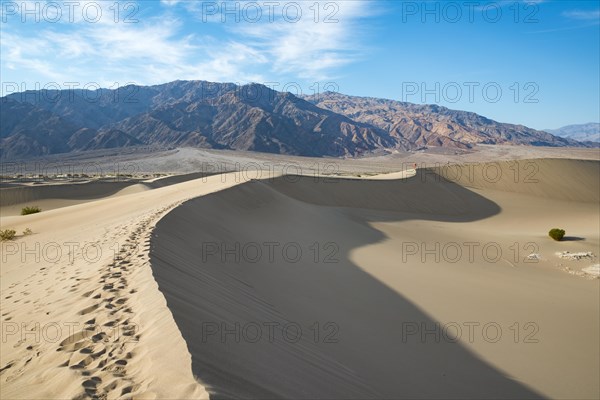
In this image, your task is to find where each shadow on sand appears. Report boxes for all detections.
[0,171,217,206]
[149,170,543,399]
[561,236,586,242]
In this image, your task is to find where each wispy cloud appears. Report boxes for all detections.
[562,9,600,21]
[528,7,600,33]
[169,0,377,81]
[233,1,375,80]
[1,0,376,90]
[160,0,183,6]
[472,0,545,11]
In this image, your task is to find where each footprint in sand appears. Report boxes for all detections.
[79,303,100,315]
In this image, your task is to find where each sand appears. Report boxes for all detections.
[0,172,258,399]
[0,172,216,217]
[1,156,599,399]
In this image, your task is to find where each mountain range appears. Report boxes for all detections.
[544,123,600,144]
[0,80,587,159]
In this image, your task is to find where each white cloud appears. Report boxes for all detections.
[229,1,375,80]
[1,0,376,91]
[160,0,183,6]
[562,9,600,21]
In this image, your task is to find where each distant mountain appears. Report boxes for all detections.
[0,98,81,159]
[544,123,600,143]
[0,80,587,159]
[5,81,238,130]
[108,84,395,157]
[303,92,579,149]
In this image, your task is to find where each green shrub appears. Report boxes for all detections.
[549,228,565,241]
[0,229,16,241]
[21,206,41,215]
[23,228,33,236]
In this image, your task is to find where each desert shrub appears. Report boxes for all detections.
[549,228,565,241]
[23,228,33,236]
[21,206,41,215]
[0,229,16,241]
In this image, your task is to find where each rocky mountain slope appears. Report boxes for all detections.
[303,92,577,149]
[0,80,584,159]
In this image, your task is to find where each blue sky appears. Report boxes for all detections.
[1,0,598,129]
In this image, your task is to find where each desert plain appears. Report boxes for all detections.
[1,145,599,399]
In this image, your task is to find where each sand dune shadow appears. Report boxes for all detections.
[149,171,543,399]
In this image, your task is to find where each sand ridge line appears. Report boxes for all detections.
[0,172,261,399]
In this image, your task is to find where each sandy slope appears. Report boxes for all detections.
[0,170,413,218]
[432,158,600,202]
[1,158,598,399]
[150,160,599,399]
[0,172,216,217]
[0,173,258,399]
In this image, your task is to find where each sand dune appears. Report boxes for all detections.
[0,172,217,217]
[0,180,136,206]
[150,159,599,399]
[1,158,598,399]
[149,180,527,399]
[433,158,599,202]
[0,172,258,399]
